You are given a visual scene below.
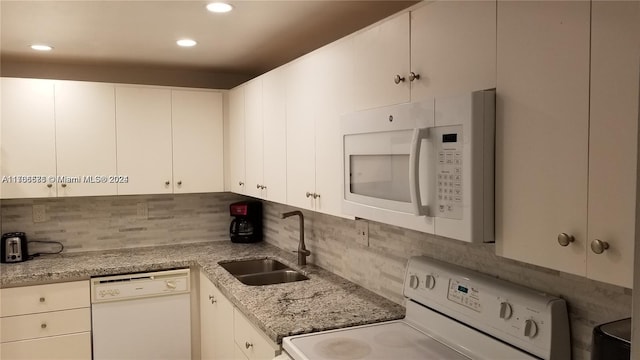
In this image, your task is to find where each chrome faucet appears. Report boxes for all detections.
[281,210,311,266]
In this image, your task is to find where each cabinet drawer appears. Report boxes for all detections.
[0,332,92,360]
[1,308,91,342]
[234,309,279,360]
[0,281,89,316]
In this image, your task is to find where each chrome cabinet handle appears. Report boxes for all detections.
[245,341,253,349]
[313,193,320,199]
[591,239,610,254]
[409,72,420,82]
[306,192,313,198]
[41,323,47,329]
[394,74,405,84]
[208,295,217,304]
[262,185,267,190]
[239,181,244,186]
[46,184,53,188]
[557,233,574,247]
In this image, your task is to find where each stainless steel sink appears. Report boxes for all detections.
[219,258,309,286]
[235,270,309,286]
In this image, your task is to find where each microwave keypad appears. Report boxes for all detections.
[437,149,463,220]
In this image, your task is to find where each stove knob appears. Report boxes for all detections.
[425,275,436,289]
[499,302,513,320]
[409,274,419,289]
[524,319,538,338]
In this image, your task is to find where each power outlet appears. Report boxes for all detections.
[33,204,47,223]
[136,202,148,219]
[355,219,369,247]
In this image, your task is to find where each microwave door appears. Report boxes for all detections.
[344,130,417,214]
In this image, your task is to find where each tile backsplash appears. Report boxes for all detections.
[0,192,245,253]
[0,193,632,359]
[263,200,632,360]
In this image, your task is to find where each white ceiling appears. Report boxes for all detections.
[1,0,419,76]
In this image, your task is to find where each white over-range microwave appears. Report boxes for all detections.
[341,89,495,243]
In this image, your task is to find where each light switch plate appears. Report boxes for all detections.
[33,204,46,223]
[355,219,369,247]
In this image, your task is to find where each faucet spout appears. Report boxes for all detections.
[281,211,310,266]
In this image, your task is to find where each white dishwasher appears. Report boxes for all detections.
[91,268,191,360]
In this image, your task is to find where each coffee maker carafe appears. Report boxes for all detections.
[230,201,263,243]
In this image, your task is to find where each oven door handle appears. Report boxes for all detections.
[409,127,431,216]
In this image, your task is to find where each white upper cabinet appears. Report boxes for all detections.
[244,78,264,199]
[313,39,355,217]
[586,1,639,287]
[228,86,246,194]
[353,13,410,111]
[496,1,639,288]
[1,78,57,199]
[261,67,288,204]
[55,81,117,197]
[172,89,224,194]
[496,0,590,277]
[409,0,496,101]
[352,1,496,110]
[285,38,354,217]
[286,56,318,211]
[115,86,173,195]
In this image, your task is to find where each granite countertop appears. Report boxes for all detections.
[0,241,405,344]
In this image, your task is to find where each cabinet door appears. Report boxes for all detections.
[286,56,318,210]
[495,1,590,275]
[587,1,640,288]
[314,39,354,218]
[233,309,279,360]
[1,78,56,198]
[115,86,173,195]
[55,81,117,197]
[1,332,91,360]
[172,90,224,193]
[262,68,288,204]
[353,12,410,111]
[244,78,264,199]
[199,272,235,360]
[229,86,246,194]
[410,0,496,101]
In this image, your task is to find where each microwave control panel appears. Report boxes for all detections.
[435,125,463,220]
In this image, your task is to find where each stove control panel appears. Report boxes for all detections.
[447,279,481,312]
[402,256,570,360]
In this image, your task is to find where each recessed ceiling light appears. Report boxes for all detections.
[206,2,233,13]
[176,39,197,47]
[30,44,53,51]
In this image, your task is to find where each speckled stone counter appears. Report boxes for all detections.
[0,241,405,343]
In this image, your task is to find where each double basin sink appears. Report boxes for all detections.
[219,258,309,286]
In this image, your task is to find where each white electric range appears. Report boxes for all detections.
[280,256,571,360]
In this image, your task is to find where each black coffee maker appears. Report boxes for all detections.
[229,201,263,243]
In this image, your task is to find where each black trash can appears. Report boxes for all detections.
[591,318,631,360]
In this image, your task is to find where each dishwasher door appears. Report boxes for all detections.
[91,269,191,360]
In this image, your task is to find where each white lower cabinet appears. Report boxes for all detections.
[200,272,235,360]
[233,309,280,360]
[0,281,91,360]
[200,272,279,360]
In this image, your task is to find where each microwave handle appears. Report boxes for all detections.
[409,127,430,216]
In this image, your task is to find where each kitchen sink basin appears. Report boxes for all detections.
[219,258,309,286]
[235,270,309,286]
